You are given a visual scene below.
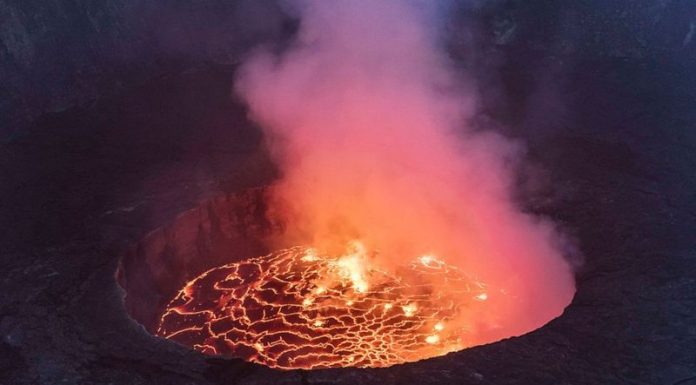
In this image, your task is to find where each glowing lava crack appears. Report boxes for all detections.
[157,244,494,369]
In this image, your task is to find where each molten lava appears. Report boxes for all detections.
[157,242,497,369]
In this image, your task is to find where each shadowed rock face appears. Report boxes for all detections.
[0,0,291,132]
[117,189,277,332]
[1,1,696,385]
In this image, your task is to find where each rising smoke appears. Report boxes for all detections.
[235,0,575,343]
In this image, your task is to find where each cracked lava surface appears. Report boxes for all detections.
[157,243,497,369]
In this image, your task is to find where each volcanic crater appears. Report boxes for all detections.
[118,188,551,370]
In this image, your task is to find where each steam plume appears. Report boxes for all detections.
[235,0,575,342]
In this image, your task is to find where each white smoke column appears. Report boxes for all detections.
[236,0,575,343]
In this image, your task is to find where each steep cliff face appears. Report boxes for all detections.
[117,188,278,332]
[477,0,695,56]
[0,0,289,133]
[1,0,694,135]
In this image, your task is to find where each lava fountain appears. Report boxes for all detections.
[157,242,498,369]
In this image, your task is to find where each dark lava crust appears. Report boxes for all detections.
[1,1,696,384]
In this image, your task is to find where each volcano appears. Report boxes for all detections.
[1,1,694,384]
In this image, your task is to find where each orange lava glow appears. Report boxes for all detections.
[157,242,498,369]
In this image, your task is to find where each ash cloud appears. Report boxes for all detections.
[235,0,575,342]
